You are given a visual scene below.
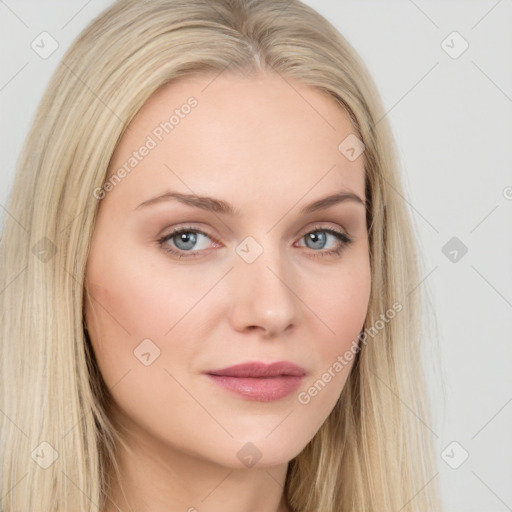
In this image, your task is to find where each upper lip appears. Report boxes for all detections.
[205,361,306,378]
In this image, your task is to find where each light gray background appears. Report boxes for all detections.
[1,1,511,511]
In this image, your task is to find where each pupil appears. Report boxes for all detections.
[175,232,196,250]
[307,232,326,250]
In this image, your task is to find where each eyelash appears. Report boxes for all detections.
[157,224,353,260]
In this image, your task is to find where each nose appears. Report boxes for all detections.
[228,247,299,338]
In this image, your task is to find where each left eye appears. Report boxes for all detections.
[297,229,349,251]
[158,226,353,259]
[161,229,212,253]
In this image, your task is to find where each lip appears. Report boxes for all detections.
[206,361,306,378]
[204,361,306,402]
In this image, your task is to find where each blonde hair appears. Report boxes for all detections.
[0,0,441,510]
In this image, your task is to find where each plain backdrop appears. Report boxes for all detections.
[1,1,511,511]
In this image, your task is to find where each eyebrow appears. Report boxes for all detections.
[135,190,366,215]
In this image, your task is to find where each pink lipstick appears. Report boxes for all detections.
[204,361,306,402]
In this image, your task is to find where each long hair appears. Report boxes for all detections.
[0,0,441,510]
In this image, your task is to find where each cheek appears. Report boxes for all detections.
[302,254,371,392]
[290,261,370,446]
[83,235,224,389]
[326,270,370,340]
[317,248,371,340]
[84,241,208,340]
[83,238,168,380]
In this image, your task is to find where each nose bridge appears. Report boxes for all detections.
[229,236,299,335]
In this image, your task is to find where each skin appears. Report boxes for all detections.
[84,70,371,512]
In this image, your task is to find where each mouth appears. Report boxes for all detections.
[204,361,306,402]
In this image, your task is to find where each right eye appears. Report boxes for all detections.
[157,226,219,258]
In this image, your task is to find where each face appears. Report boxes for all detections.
[84,71,371,470]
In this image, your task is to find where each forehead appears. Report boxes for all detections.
[105,71,366,208]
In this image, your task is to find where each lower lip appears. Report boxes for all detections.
[205,374,304,401]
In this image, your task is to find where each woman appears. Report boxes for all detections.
[0,0,441,510]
